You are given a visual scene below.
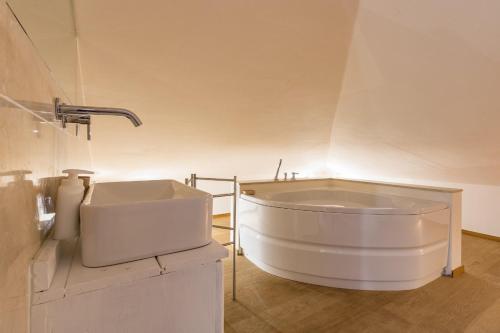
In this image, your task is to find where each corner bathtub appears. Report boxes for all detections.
[238,184,451,291]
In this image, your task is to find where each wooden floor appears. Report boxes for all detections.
[212,217,500,332]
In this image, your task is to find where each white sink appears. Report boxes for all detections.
[80,180,212,267]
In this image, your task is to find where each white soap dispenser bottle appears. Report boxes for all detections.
[53,169,94,240]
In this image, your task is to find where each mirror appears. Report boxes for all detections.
[7,0,78,102]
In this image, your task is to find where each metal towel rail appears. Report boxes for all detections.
[185,173,238,301]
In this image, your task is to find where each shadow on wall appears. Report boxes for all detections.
[0,2,91,331]
[0,171,62,331]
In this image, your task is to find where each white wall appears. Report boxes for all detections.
[328,0,500,236]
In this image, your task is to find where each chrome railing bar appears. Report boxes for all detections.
[185,173,238,301]
[195,177,235,182]
[213,193,234,198]
[231,175,237,301]
[213,225,233,230]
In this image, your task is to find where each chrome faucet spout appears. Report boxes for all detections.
[54,97,142,140]
[60,105,142,126]
[55,98,142,127]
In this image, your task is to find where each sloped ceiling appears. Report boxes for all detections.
[73,0,359,181]
[329,0,500,186]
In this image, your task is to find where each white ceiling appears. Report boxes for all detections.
[74,0,500,187]
[73,0,358,180]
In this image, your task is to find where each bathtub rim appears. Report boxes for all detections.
[238,177,463,193]
[240,191,449,215]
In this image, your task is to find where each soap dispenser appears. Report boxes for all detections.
[53,169,94,240]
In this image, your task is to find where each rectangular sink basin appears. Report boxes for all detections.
[80,180,212,267]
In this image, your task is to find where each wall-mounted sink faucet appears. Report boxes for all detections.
[54,97,142,140]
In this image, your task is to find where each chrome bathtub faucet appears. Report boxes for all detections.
[274,159,298,181]
[274,158,283,181]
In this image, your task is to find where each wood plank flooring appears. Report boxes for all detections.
[212,217,500,332]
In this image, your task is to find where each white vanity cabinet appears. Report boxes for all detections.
[30,239,228,333]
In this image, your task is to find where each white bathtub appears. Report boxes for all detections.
[238,180,456,291]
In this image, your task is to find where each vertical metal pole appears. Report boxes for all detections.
[192,173,197,188]
[232,176,237,301]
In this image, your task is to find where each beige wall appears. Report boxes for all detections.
[0,2,91,331]
[328,0,500,236]
[73,0,358,211]
[7,0,79,102]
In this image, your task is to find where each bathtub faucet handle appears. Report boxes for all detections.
[291,172,299,180]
